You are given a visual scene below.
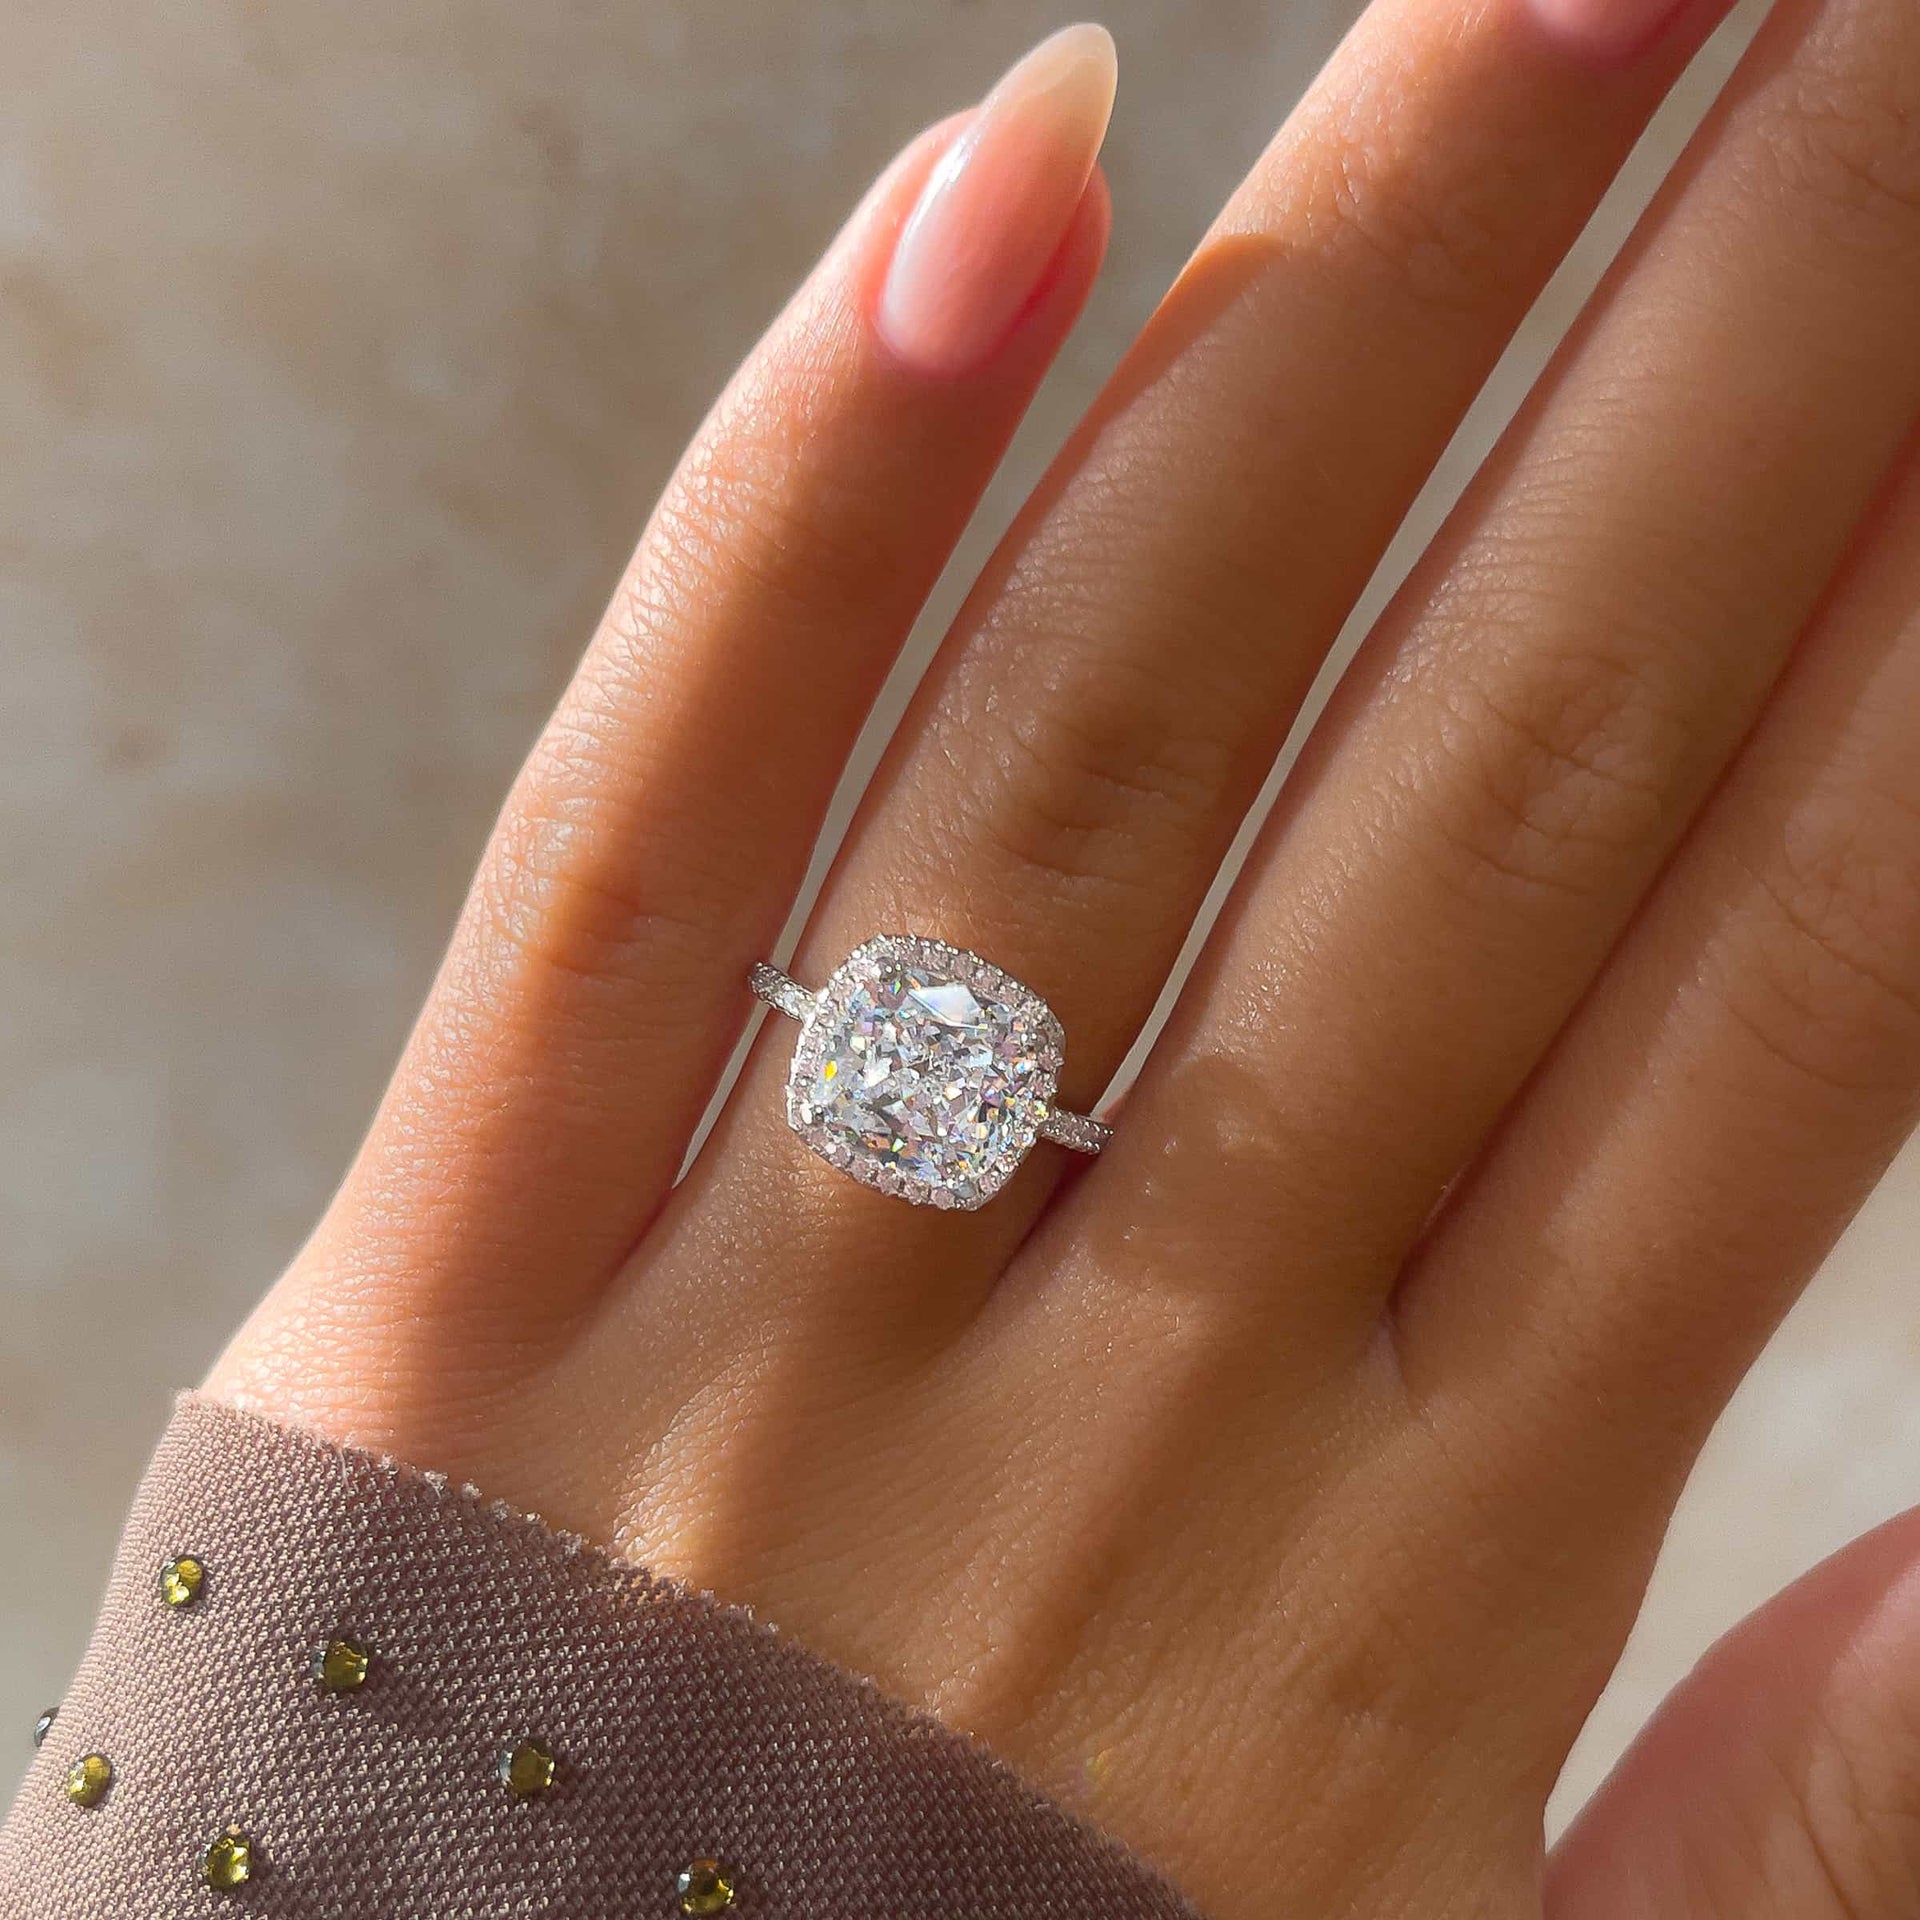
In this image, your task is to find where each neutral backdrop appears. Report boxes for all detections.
[6,0,1910,1830]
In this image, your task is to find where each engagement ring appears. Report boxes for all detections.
[750,935,1111,1210]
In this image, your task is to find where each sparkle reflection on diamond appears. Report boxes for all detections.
[789,939,1062,1209]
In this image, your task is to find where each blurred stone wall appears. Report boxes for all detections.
[4,0,1905,1827]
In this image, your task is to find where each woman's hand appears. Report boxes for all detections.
[207,0,1920,1912]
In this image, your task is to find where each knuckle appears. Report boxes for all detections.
[641,439,875,637]
[626,401,885,655]
[1312,130,1512,320]
[470,767,715,995]
[932,653,1236,910]
[1705,785,1920,1100]
[1743,3,1920,252]
[1417,615,1685,907]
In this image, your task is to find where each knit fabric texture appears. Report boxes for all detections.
[1,1394,1201,1918]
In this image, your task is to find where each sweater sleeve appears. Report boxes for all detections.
[1,1394,1201,1919]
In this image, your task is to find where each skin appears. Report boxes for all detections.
[205,0,1920,1912]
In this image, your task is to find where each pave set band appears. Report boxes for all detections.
[750,936,1111,1211]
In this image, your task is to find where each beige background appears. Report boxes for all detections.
[4,0,1909,1832]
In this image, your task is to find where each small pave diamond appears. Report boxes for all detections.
[785,937,1065,1209]
[748,962,817,1024]
[1038,1108,1112,1153]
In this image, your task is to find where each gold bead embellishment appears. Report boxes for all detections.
[678,1858,737,1915]
[312,1637,371,1692]
[497,1739,557,1797]
[159,1555,207,1609]
[203,1826,254,1890]
[64,1753,113,1807]
[32,1708,55,1749]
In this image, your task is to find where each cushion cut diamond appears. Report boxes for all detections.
[787,937,1064,1208]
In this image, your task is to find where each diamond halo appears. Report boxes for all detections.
[751,935,1107,1210]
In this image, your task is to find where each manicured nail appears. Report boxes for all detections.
[1524,0,1686,62]
[878,23,1117,377]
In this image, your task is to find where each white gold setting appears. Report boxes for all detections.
[749,936,1110,1210]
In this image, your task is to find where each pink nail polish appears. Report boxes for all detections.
[878,23,1117,377]
[1525,0,1686,62]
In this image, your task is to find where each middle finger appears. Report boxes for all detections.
[673,0,1736,1301]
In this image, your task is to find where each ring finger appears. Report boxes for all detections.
[1088,0,1920,1340]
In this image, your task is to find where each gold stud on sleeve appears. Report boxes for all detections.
[64,1753,113,1807]
[311,1637,372,1692]
[497,1739,558,1796]
[677,1857,738,1914]
[159,1555,207,1609]
[203,1827,254,1890]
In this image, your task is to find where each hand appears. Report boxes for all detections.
[207,0,1920,1912]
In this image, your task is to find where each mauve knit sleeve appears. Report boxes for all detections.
[0,1394,1202,1919]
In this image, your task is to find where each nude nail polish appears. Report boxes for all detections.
[878,23,1117,377]
[1525,0,1687,62]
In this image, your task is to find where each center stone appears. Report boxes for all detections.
[790,941,1059,1208]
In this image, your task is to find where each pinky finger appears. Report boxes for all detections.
[1401,429,1920,1582]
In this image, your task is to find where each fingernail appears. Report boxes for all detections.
[878,23,1117,377]
[1524,0,1686,62]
